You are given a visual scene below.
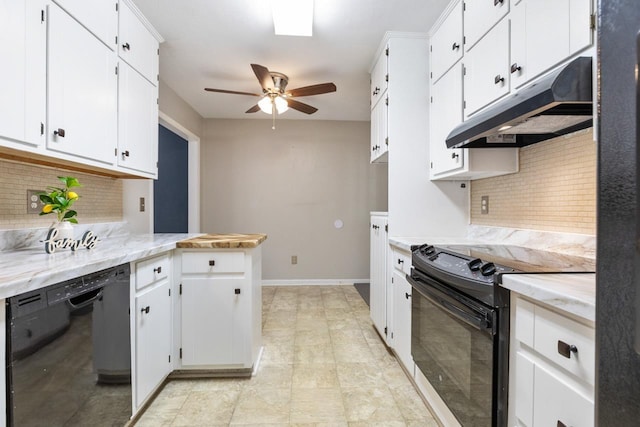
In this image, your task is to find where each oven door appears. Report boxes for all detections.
[409,272,497,427]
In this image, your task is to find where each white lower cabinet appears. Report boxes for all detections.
[370,213,389,343]
[391,248,413,373]
[509,294,594,427]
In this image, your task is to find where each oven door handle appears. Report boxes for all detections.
[408,276,492,332]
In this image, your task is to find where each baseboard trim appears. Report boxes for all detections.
[262,279,369,286]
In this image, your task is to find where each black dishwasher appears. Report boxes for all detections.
[6,263,132,426]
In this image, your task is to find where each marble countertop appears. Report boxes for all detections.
[500,273,596,322]
[0,233,200,300]
[177,233,267,249]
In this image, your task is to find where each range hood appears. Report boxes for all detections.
[446,56,593,149]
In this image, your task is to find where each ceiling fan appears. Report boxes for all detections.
[204,64,337,128]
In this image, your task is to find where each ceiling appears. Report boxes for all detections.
[131,0,450,121]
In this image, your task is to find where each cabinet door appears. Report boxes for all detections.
[53,0,117,49]
[464,18,510,118]
[464,0,509,49]
[118,61,158,176]
[430,63,464,177]
[370,46,388,109]
[369,215,388,341]
[181,277,247,366]
[370,95,388,163]
[47,3,117,165]
[0,0,46,148]
[430,0,463,83]
[135,281,171,409]
[392,270,413,371]
[119,0,159,85]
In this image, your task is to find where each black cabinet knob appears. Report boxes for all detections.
[122,150,130,159]
[557,421,567,427]
[140,306,150,314]
[557,340,578,358]
[397,258,404,265]
[452,42,460,50]
[468,258,483,271]
[451,152,459,160]
[494,0,504,5]
[405,292,411,299]
[122,42,131,51]
[209,260,215,266]
[53,128,65,137]
[494,74,505,85]
[234,288,241,295]
[153,266,162,274]
[480,262,497,276]
[510,63,522,74]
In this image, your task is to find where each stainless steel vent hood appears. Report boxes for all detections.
[446,56,593,149]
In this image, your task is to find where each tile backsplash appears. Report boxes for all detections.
[0,159,123,229]
[471,129,596,235]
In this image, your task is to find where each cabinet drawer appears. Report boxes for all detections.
[136,254,170,290]
[182,251,245,274]
[533,363,594,427]
[392,249,411,275]
[534,304,595,385]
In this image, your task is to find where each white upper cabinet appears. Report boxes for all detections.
[119,0,159,85]
[118,61,159,176]
[430,0,463,83]
[370,45,388,109]
[464,0,510,50]
[370,94,388,163]
[463,18,510,118]
[0,0,46,148]
[47,3,117,165]
[53,0,117,49]
[510,0,593,89]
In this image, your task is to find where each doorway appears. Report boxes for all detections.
[154,125,189,233]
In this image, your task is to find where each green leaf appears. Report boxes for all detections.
[39,195,53,204]
[66,218,78,224]
[38,212,50,216]
[66,177,81,188]
[63,210,77,219]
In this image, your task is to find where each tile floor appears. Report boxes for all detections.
[135,285,438,426]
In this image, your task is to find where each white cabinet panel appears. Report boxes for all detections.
[181,277,247,366]
[430,0,463,83]
[392,270,413,372]
[181,251,245,274]
[53,0,117,49]
[119,0,159,85]
[464,18,510,117]
[370,95,388,163]
[0,0,46,148]
[370,214,388,343]
[135,281,171,409]
[47,3,116,165]
[370,46,388,109]
[514,352,534,426]
[135,253,170,291]
[117,62,158,176]
[464,0,509,49]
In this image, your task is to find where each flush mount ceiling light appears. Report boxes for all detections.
[272,0,314,37]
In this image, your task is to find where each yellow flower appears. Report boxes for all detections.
[67,191,79,200]
[42,204,54,213]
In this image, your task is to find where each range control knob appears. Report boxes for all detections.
[467,258,483,271]
[419,244,435,256]
[480,262,497,276]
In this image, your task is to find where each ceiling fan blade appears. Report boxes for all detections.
[204,88,261,96]
[251,64,274,91]
[287,99,318,114]
[286,83,337,97]
[245,104,261,113]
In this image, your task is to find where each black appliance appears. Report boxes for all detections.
[6,264,132,426]
[407,243,595,426]
[596,1,640,425]
[446,56,593,149]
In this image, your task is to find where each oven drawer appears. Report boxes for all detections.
[181,251,245,274]
[392,248,411,275]
[136,253,170,291]
[533,304,595,386]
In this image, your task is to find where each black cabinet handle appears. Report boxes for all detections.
[397,258,404,264]
[122,42,130,51]
[451,152,459,160]
[234,288,241,295]
[141,306,150,314]
[494,74,505,85]
[209,259,215,266]
[121,150,130,159]
[405,292,411,299]
[494,0,504,5]
[510,63,522,74]
[153,266,162,274]
[452,42,460,50]
[557,340,578,358]
[372,224,379,230]
[53,128,65,137]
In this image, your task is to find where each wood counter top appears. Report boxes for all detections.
[176,233,267,249]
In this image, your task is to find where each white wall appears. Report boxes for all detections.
[201,118,387,282]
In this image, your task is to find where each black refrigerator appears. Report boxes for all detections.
[597,0,640,425]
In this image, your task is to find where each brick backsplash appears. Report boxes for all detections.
[0,159,123,229]
[470,129,596,235]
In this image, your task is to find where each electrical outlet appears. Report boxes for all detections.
[27,189,45,214]
[481,196,489,214]
[139,197,145,212]
[291,255,298,265]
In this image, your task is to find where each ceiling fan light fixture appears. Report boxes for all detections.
[258,95,289,115]
[272,0,313,37]
[274,96,289,113]
[258,96,273,114]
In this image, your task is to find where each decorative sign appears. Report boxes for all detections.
[44,229,100,254]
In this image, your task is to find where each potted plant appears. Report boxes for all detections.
[39,176,81,240]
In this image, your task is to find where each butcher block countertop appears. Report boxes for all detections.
[176,233,268,249]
